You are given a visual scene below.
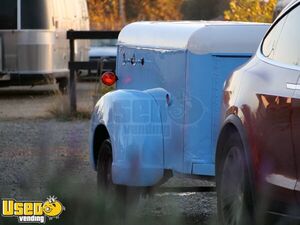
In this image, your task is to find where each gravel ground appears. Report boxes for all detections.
[0,82,100,120]
[0,83,217,225]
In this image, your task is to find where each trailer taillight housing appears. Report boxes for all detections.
[101,72,118,86]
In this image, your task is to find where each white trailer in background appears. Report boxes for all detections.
[0,0,90,91]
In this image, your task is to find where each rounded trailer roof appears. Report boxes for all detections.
[118,21,270,55]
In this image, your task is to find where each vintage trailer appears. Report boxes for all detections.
[90,21,270,187]
[0,0,89,91]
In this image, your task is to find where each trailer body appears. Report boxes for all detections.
[90,21,270,186]
[0,0,89,87]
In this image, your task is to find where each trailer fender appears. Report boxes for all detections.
[90,88,170,186]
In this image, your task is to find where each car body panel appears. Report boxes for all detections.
[220,0,300,215]
[225,55,299,207]
[291,85,300,205]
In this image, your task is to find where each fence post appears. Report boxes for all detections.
[67,30,120,114]
[69,34,77,114]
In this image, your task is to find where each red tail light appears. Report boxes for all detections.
[101,72,118,86]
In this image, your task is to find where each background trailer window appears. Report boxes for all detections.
[0,0,17,30]
[21,0,49,29]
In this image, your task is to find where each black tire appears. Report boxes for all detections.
[57,78,68,94]
[216,132,254,225]
[96,139,127,200]
[96,139,146,205]
[97,139,113,188]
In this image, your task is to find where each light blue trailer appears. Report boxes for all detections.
[90,21,269,187]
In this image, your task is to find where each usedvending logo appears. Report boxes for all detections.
[2,196,65,223]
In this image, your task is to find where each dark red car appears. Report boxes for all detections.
[216,1,300,224]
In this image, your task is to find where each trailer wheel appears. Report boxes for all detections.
[97,139,116,188]
[97,139,127,200]
[97,139,144,204]
[216,132,254,225]
[57,78,68,94]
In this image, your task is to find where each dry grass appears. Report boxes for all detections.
[48,82,115,121]
[100,85,115,96]
[48,91,92,121]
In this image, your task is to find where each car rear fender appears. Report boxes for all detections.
[216,113,257,202]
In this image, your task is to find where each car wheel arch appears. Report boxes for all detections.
[216,114,257,202]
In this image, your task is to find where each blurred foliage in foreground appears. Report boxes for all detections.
[1,180,184,225]
[224,0,277,22]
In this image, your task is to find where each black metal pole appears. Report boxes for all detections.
[66,30,120,114]
[69,37,77,113]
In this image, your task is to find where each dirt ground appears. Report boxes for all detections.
[0,82,217,225]
[0,82,99,120]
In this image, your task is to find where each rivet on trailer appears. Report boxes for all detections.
[89,21,270,192]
